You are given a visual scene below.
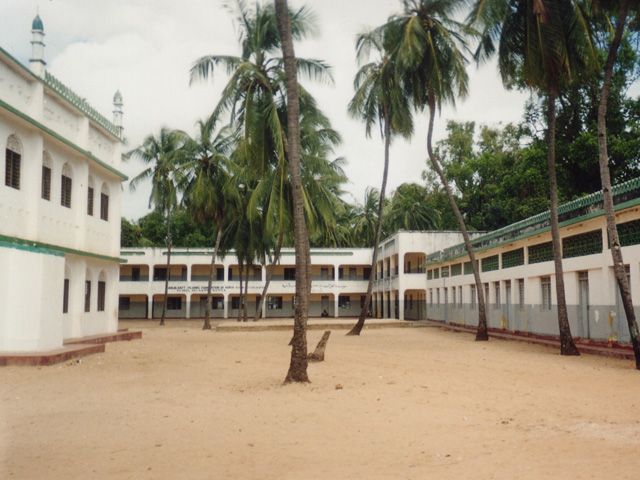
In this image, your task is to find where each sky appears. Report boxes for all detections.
[3,0,530,221]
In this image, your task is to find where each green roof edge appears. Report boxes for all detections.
[0,233,124,263]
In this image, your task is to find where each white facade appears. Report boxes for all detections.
[424,178,640,344]
[118,232,466,321]
[0,18,125,352]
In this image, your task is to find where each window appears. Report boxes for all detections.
[61,164,73,208]
[364,267,371,280]
[63,278,70,313]
[216,267,224,281]
[268,296,282,309]
[452,287,457,307]
[97,281,106,311]
[494,282,501,309]
[339,295,350,308]
[100,184,109,221]
[541,276,552,310]
[284,268,296,280]
[231,297,240,309]
[119,297,131,311]
[429,289,433,306]
[167,297,182,310]
[339,268,344,280]
[471,285,477,310]
[228,267,233,281]
[84,280,91,312]
[42,152,52,200]
[87,179,94,215]
[153,267,167,281]
[321,267,329,280]
[458,286,463,308]
[132,267,140,281]
[518,279,525,309]
[5,134,21,190]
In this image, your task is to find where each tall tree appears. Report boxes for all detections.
[180,113,235,330]
[346,27,413,336]
[394,0,489,341]
[469,0,598,354]
[128,128,187,325]
[275,0,312,383]
[592,0,640,368]
[385,183,440,233]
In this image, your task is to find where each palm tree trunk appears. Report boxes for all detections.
[597,0,640,368]
[237,262,243,322]
[160,207,171,326]
[254,232,284,321]
[347,112,391,336]
[276,0,310,384]
[426,90,488,341]
[547,92,579,356]
[243,270,249,321]
[203,226,223,330]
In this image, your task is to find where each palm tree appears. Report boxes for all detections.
[351,187,381,247]
[346,27,413,336]
[386,183,440,232]
[179,113,235,330]
[392,0,490,341]
[128,128,188,326]
[592,0,640,367]
[469,0,597,354]
[275,0,312,383]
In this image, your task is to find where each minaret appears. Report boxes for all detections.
[30,14,46,76]
[113,89,124,139]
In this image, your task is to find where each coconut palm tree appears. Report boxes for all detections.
[469,0,598,354]
[275,0,312,383]
[346,27,413,336]
[391,0,490,341]
[128,128,188,326]
[179,113,236,330]
[386,183,440,232]
[351,187,382,248]
[591,0,640,367]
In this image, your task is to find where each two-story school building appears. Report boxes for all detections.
[423,177,640,344]
[0,16,125,352]
[118,231,474,321]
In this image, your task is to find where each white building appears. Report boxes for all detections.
[424,177,640,344]
[0,16,125,352]
[118,231,469,321]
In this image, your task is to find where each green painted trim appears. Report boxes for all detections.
[0,238,64,257]
[0,99,128,181]
[0,233,122,263]
[0,46,40,82]
[423,196,640,268]
[121,251,146,256]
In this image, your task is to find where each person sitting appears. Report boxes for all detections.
[321,309,329,317]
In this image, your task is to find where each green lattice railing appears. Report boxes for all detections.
[434,268,440,279]
[618,219,640,247]
[451,263,462,276]
[502,248,524,269]
[43,71,120,138]
[464,261,473,275]
[563,230,603,259]
[481,254,499,272]
[529,242,553,264]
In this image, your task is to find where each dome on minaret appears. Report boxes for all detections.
[32,14,44,32]
[113,89,123,104]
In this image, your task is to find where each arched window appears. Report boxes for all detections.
[63,267,71,314]
[100,183,110,221]
[61,163,73,208]
[42,151,52,200]
[87,175,95,216]
[84,269,93,313]
[5,134,22,190]
[97,271,107,311]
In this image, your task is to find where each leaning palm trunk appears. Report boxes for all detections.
[160,207,172,326]
[596,0,640,368]
[254,232,284,321]
[203,227,223,330]
[348,112,391,336]
[276,0,311,384]
[426,91,488,341]
[547,92,579,356]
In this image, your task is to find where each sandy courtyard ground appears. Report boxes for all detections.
[2,320,640,480]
